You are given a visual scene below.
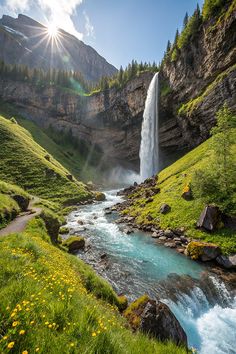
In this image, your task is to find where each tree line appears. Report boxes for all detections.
[162,0,229,64]
[0,60,90,93]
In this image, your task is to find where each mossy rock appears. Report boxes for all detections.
[12,194,30,211]
[117,295,128,311]
[59,226,70,234]
[124,295,149,330]
[95,192,106,201]
[186,241,221,261]
[62,235,85,253]
[40,209,61,243]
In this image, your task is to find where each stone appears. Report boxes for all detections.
[160,204,171,214]
[173,237,182,242]
[101,253,107,259]
[197,205,221,232]
[124,295,187,347]
[181,189,193,201]
[95,192,106,201]
[216,254,236,269]
[77,220,84,225]
[159,236,167,241]
[105,210,112,215]
[12,194,30,211]
[147,214,154,221]
[62,236,85,254]
[164,242,176,248]
[177,248,185,254]
[123,228,133,235]
[164,230,174,238]
[152,232,159,238]
[186,241,221,261]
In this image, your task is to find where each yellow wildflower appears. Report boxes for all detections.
[22,351,28,354]
[35,348,40,352]
[12,321,19,327]
[92,332,96,337]
[7,342,15,349]
[19,330,26,335]
[3,335,8,340]
[70,343,75,347]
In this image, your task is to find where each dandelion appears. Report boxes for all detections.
[7,342,15,349]
[12,321,19,327]
[19,330,26,335]
[92,332,96,337]
[22,351,28,354]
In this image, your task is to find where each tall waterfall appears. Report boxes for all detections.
[139,72,159,180]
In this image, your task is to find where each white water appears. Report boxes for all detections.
[65,191,236,353]
[139,72,159,180]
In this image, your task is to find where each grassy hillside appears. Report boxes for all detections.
[0,181,30,229]
[124,132,236,254]
[0,218,185,354]
[0,101,102,183]
[0,114,91,207]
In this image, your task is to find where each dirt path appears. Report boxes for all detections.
[0,198,42,237]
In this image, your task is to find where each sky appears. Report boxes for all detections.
[0,0,204,69]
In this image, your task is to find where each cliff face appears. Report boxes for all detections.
[0,14,117,82]
[0,71,153,167]
[159,5,236,150]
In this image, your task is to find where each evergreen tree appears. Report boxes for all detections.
[183,12,189,28]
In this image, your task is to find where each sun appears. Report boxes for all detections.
[47,23,58,38]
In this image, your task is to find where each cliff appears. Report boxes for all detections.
[0,14,117,82]
[0,71,153,167]
[159,2,236,150]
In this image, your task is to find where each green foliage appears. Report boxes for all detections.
[171,48,178,62]
[160,82,172,97]
[192,104,236,213]
[0,219,185,353]
[91,60,159,93]
[202,0,228,20]
[177,8,202,49]
[0,113,91,207]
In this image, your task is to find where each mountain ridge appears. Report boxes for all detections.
[0,14,117,82]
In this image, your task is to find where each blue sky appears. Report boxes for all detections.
[0,0,203,68]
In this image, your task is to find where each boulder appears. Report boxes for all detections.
[95,192,106,201]
[62,236,85,253]
[124,295,187,347]
[152,232,159,238]
[159,236,167,241]
[197,205,221,231]
[160,204,171,214]
[216,254,236,269]
[181,187,193,201]
[164,230,174,238]
[186,241,221,261]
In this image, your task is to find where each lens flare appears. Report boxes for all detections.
[47,23,58,38]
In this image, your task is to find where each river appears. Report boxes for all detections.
[66,189,236,354]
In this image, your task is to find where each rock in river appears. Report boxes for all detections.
[124,295,187,347]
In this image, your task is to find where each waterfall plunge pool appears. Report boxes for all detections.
[66,190,236,354]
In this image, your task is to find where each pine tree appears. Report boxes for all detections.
[183,12,189,28]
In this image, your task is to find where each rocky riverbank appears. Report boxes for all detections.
[103,177,236,271]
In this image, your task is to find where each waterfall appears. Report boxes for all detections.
[139,72,159,180]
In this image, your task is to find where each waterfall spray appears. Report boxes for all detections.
[139,72,159,180]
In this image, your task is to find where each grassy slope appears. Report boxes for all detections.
[0,218,185,354]
[0,181,30,229]
[0,101,100,182]
[0,114,91,207]
[125,134,236,255]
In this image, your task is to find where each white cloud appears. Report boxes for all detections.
[0,0,94,40]
[83,10,95,38]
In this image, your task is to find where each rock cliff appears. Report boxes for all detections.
[0,71,153,167]
[0,14,117,82]
[159,4,236,150]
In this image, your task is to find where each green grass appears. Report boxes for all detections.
[178,63,236,116]
[0,101,100,182]
[0,180,30,229]
[125,135,236,255]
[0,218,185,354]
[0,114,91,208]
